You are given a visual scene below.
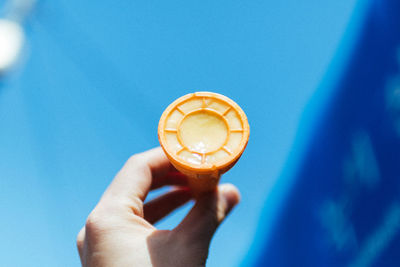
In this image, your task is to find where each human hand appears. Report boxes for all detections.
[77,147,240,267]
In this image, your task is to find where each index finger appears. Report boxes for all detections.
[102,147,173,203]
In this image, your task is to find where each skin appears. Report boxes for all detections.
[77,147,240,267]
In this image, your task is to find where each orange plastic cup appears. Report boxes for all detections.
[158,92,250,194]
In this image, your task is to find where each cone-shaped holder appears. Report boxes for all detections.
[158,92,250,195]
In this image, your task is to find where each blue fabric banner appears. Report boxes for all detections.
[253,0,400,266]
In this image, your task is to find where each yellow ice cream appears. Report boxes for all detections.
[158,92,249,193]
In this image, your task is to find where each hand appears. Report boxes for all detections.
[77,147,240,267]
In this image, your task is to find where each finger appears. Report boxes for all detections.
[150,171,188,190]
[174,184,240,246]
[103,147,171,202]
[144,187,192,224]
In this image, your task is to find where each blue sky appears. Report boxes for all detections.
[0,0,358,266]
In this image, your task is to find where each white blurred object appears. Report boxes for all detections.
[0,18,24,73]
[0,0,36,75]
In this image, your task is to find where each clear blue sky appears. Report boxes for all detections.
[0,0,357,266]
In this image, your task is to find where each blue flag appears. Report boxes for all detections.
[251,0,400,266]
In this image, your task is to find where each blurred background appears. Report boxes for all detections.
[1,0,399,266]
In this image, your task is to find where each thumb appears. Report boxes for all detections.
[174,184,240,247]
